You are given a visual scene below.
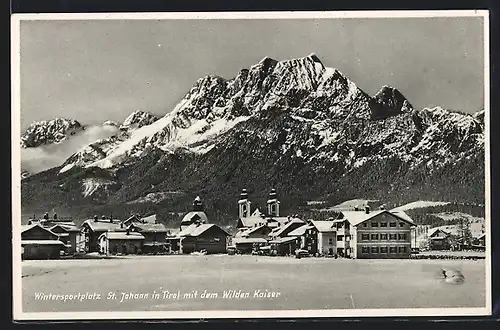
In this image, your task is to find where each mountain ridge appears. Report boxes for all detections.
[19,54,485,226]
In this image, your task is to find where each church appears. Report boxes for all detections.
[233,188,304,254]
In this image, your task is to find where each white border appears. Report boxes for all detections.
[11,10,491,321]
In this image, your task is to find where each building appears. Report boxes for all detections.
[428,228,452,250]
[233,219,271,254]
[49,223,80,255]
[338,206,416,259]
[98,228,145,255]
[478,233,486,246]
[180,196,209,231]
[268,217,305,240]
[178,223,231,254]
[21,224,66,260]
[288,220,337,256]
[80,215,123,253]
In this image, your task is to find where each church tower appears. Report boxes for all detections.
[238,189,251,219]
[267,188,280,217]
[193,196,203,212]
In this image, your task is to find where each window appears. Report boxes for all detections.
[389,222,396,227]
[398,246,407,253]
[380,222,387,227]
[337,235,344,241]
[214,237,220,242]
[370,233,379,241]
[380,246,388,253]
[328,238,334,245]
[398,233,406,240]
[361,246,369,253]
[362,222,367,227]
[371,222,378,227]
[371,246,379,254]
[380,233,388,240]
[361,234,369,241]
[389,233,398,240]
[389,246,397,253]
[399,222,405,228]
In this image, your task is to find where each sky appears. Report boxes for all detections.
[19,16,485,131]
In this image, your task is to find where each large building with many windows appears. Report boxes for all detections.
[334,206,416,259]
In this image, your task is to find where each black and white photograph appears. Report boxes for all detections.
[11,10,491,320]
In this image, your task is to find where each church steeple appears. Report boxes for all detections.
[193,196,203,212]
[267,188,280,217]
[238,188,251,219]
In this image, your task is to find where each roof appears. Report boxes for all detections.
[233,237,268,244]
[141,214,157,224]
[389,210,414,223]
[269,236,298,244]
[133,223,169,232]
[237,224,269,237]
[99,232,145,240]
[428,228,450,237]
[239,215,267,228]
[181,211,208,224]
[82,219,122,232]
[178,223,230,237]
[21,224,58,236]
[50,224,80,232]
[341,210,415,227]
[251,208,264,217]
[478,233,486,239]
[287,224,311,237]
[21,240,65,246]
[311,220,336,233]
[269,218,305,237]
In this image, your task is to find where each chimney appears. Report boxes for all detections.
[53,213,58,220]
[126,227,130,235]
[379,204,386,210]
[120,222,123,229]
[101,215,106,220]
[109,215,113,223]
[94,215,98,222]
[365,205,370,214]
[43,212,49,220]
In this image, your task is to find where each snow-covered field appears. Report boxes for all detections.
[21,255,486,313]
[392,201,451,211]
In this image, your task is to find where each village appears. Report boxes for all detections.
[20,188,487,261]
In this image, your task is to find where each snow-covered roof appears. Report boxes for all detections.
[287,224,310,237]
[269,218,305,237]
[178,223,230,237]
[341,210,415,227]
[181,211,208,224]
[310,220,336,233]
[99,232,145,240]
[21,240,66,246]
[232,237,268,244]
[82,219,122,232]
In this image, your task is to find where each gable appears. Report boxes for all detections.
[50,226,68,234]
[22,225,58,240]
[200,225,230,238]
[356,211,414,228]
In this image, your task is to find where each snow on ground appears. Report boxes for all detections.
[392,201,450,211]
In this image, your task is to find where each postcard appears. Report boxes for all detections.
[11,10,491,320]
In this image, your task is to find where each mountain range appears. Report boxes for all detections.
[20,54,485,227]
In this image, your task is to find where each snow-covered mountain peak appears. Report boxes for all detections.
[102,120,119,127]
[21,117,84,148]
[120,111,159,130]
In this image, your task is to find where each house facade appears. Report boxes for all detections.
[233,223,271,254]
[99,229,145,255]
[179,223,230,254]
[21,224,65,260]
[80,216,124,253]
[428,228,451,250]
[342,207,416,259]
[49,224,80,255]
